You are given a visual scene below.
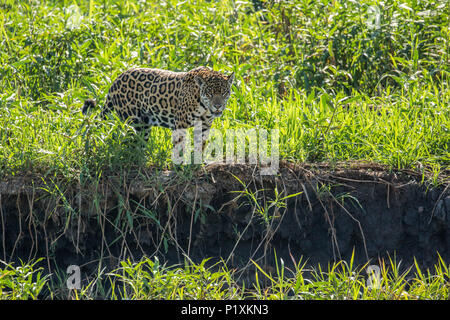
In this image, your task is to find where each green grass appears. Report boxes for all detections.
[1,254,449,300]
[0,258,49,300]
[0,0,448,180]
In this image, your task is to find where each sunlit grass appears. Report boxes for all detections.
[0,0,448,181]
[2,255,448,300]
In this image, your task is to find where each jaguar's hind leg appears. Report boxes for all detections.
[100,96,115,119]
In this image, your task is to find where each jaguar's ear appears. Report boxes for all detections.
[228,72,235,85]
[194,76,205,88]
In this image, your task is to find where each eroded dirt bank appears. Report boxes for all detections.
[0,162,449,281]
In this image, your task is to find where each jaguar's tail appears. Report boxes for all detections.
[82,99,97,115]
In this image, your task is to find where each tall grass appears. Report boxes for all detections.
[0,258,48,299]
[0,0,448,180]
[1,255,448,300]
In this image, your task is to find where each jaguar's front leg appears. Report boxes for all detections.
[172,123,188,165]
[196,118,213,152]
[201,126,211,152]
[191,121,208,148]
[191,120,210,164]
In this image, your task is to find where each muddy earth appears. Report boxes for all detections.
[1,162,449,284]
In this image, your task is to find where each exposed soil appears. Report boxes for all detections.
[0,161,449,284]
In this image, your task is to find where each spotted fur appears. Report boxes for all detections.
[82,66,234,148]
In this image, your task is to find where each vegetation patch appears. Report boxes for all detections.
[0,162,449,299]
[0,0,448,178]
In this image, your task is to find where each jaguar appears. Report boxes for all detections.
[82,66,234,150]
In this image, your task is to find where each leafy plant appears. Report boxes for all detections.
[0,258,49,300]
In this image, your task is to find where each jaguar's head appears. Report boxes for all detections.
[195,72,234,117]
